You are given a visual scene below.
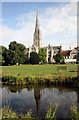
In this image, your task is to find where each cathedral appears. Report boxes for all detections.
[26,10,62,62]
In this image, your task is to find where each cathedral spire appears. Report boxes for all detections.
[33,10,42,48]
[36,9,39,29]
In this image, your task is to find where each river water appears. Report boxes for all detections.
[1,85,79,119]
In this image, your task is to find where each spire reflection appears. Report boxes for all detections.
[34,88,42,117]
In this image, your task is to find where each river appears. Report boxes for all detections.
[1,85,79,119]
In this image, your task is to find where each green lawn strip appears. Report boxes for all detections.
[2,64,77,76]
[1,64,78,85]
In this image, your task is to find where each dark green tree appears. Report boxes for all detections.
[30,51,40,64]
[8,41,27,65]
[53,48,61,63]
[1,46,9,65]
[38,48,47,63]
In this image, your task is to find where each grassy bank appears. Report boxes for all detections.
[2,74,78,87]
[1,64,78,85]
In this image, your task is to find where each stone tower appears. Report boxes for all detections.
[34,10,42,48]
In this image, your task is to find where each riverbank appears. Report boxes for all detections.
[2,74,78,87]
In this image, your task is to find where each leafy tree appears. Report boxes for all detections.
[1,46,9,65]
[53,48,61,63]
[8,41,27,65]
[53,48,65,63]
[30,51,40,64]
[38,48,47,63]
[60,55,65,63]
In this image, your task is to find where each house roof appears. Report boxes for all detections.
[60,50,71,56]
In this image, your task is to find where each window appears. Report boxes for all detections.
[73,55,77,59]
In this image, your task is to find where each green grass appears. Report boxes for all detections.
[2,64,77,77]
[1,64,78,85]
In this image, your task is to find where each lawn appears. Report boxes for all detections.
[2,64,77,77]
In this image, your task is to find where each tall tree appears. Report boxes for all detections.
[53,48,65,63]
[8,41,27,65]
[30,51,40,64]
[53,48,61,63]
[38,48,47,63]
[1,46,9,65]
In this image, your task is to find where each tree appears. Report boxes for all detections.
[60,55,65,63]
[1,46,9,65]
[53,48,65,63]
[53,48,61,63]
[8,41,27,65]
[30,51,40,64]
[38,48,47,63]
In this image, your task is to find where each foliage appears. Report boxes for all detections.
[71,104,79,120]
[25,57,30,64]
[1,104,58,119]
[2,105,33,119]
[38,48,47,63]
[30,51,40,64]
[1,41,28,65]
[60,55,65,63]
[2,105,18,119]
[1,46,9,65]
[45,103,58,119]
[1,101,79,119]
[53,48,61,63]
[8,41,27,65]
[53,48,65,63]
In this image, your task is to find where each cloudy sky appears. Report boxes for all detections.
[1,1,77,50]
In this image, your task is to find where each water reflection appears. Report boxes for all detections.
[34,88,42,116]
[2,85,79,119]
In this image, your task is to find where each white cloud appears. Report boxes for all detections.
[1,2,77,50]
[2,24,34,48]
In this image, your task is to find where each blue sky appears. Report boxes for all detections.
[2,2,68,29]
[1,2,77,50]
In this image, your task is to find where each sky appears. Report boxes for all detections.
[1,2,77,50]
